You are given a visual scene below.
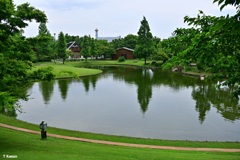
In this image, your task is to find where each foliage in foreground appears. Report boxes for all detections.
[0,1,54,112]
[162,0,240,97]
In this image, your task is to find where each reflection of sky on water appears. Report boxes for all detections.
[17,67,240,141]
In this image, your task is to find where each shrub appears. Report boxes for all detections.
[31,66,55,81]
[118,56,126,62]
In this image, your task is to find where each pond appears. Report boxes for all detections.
[17,66,240,141]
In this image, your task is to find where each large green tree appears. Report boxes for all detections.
[0,0,55,112]
[123,34,138,49]
[0,1,46,43]
[57,31,67,64]
[35,23,55,62]
[161,27,199,69]
[163,0,240,97]
[95,40,115,59]
[111,38,123,49]
[90,38,97,59]
[134,16,155,64]
[81,35,92,61]
[65,34,82,46]
[111,34,137,50]
[184,10,240,97]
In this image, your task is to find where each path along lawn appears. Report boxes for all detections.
[1,115,240,149]
[1,126,240,160]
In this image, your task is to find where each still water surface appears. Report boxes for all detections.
[17,66,240,141]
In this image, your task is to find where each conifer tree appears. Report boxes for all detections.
[36,23,54,61]
[57,32,67,64]
[81,35,91,61]
[134,16,155,65]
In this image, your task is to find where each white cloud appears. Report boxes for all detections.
[13,0,237,39]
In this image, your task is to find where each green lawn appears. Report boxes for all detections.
[54,59,159,67]
[31,60,160,79]
[33,60,206,80]
[70,59,159,67]
[32,59,157,79]
[1,115,239,149]
[32,62,103,78]
[1,127,240,160]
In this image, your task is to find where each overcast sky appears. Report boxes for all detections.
[14,0,236,39]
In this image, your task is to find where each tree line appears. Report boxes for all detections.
[32,18,161,64]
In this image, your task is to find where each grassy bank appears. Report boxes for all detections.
[32,60,157,79]
[0,115,239,149]
[32,62,103,78]
[69,59,156,67]
[33,60,206,78]
[1,127,240,160]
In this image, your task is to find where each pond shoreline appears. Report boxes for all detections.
[0,114,239,148]
[21,63,240,142]
[1,122,240,152]
[17,63,237,141]
[34,61,208,80]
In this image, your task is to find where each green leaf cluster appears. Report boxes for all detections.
[0,0,54,112]
[30,66,55,81]
[95,40,115,59]
[213,0,240,10]
[163,1,240,97]
[111,34,138,50]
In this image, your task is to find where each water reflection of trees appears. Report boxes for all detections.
[35,66,239,122]
[111,67,153,113]
[38,80,73,103]
[212,90,240,121]
[105,66,240,122]
[110,67,198,114]
[192,84,211,123]
[137,70,153,114]
[58,80,70,100]
[81,76,98,92]
[192,81,240,122]
[38,81,55,104]
[1,82,33,117]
